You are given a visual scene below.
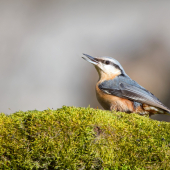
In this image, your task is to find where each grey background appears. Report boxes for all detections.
[1,1,170,121]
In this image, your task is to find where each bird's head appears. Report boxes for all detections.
[82,54,126,80]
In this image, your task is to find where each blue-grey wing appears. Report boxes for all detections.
[99,76,170,112]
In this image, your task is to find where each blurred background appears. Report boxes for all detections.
[0,1,170,120]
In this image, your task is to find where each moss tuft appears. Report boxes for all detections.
[0,106,170,169]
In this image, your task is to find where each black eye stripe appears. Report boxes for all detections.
[113,63,121,70]
[101,60,121,70]
[98,59,124,74]
[101,60,111,65]
[105,60,110,65]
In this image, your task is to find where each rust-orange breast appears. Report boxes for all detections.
[96,82,136,112]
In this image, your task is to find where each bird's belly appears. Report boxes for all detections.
[95,85,134,112]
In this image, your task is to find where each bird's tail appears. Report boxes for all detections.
[143,104,170,115]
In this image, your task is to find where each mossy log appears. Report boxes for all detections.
[0,106,170,169]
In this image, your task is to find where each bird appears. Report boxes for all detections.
[82,53,170,116]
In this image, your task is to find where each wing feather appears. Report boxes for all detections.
[99,76,170,113]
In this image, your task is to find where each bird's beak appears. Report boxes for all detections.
[82,53,99,65]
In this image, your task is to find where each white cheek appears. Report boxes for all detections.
[104,65,119,74]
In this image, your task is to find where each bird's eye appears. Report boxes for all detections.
[105,60,110,65]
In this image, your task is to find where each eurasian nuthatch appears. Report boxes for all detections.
[82,54,170,116]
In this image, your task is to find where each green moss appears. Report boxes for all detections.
[0,106,170,169]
